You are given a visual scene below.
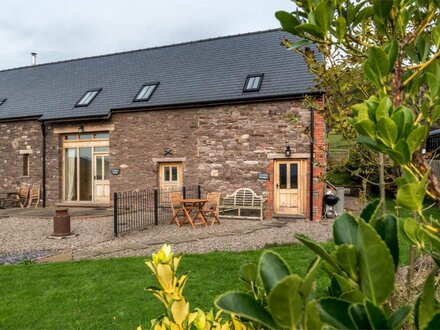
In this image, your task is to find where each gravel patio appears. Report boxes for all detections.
[0,213,334,264]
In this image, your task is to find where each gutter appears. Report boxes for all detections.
[40,122,47,207]
[310,106,314,221]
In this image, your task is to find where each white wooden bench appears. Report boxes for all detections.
[219,188,266,221]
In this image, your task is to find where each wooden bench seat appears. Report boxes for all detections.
[219,188,266,221]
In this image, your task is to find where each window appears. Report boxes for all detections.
[75,89,101,107]
[0,99,6,106]
[243,74,264,92]
[64,133,109,141]
[133,83,159,102]
[22,154,30,176]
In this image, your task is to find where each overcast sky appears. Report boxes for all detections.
[0,0,295,71]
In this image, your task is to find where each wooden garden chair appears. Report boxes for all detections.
[28,183,41,208]
[203,192,221,225]
[16,183,31,208]
[169,192,185,227]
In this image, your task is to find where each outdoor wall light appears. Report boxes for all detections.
[78,125,84,133]
[285,145,291,157]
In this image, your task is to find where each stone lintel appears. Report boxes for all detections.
[267,153,310,159]
[152,157,186,164]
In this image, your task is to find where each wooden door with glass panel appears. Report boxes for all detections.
[274,160,304,214]
[159,163,183,190]
[94,153,110,202]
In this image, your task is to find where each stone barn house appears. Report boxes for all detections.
[0,29,326,221]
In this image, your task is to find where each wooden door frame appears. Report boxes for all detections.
[93,153,110,202]
[158,162,183,190]
[273,159,307,215]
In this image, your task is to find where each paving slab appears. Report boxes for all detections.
[74,250,102,259]
[120,242,147,250]
[94,246,125,254]
[209,231,236,237]
[38,251,72,263]
[194,233,212,240]
[165,236,198,244]
[144,238,167,246]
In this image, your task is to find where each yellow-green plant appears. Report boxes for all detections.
[141,244,250,330]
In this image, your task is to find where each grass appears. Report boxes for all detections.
[0,244,329,329]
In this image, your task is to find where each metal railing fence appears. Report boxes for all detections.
[113,185,201,236]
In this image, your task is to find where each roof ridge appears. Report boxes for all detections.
[0,28,281,73]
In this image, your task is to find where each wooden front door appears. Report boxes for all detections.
[159,163,183,190]
[274,160,305,215]
[94,153,110,202]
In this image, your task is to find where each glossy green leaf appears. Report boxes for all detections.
[314,0,332,35]
[388,305,413,329]
[304,300,322,330]
[301,257,321,298]
[385,39,399,72]
[367,46,390,78]
[360,199,381,224]
[240,262,258,287]
[295,23,325,39]
[377,117,398,147]
[258,251,291,295]
[295,234,341,272]
[335,245,358,281]
[349,303,371,330]
[376,96,392,120]
[407,126,428,155]
[358,220,395,304]
[425,314,440,330]
[215,292,277,329]
[357,136,384,153]
[374,215,399,270]
[268,274,303,329]
[319,298,356,330]
[389,139,411,165]
[333,213,359,245]
[415,272,438,330]
[354,119,376,139]
[415,33,430,62]
[373,0,393,20]
[396,182,426,212]
[432,104,440,123]
[427,72,440,98]
[275,11,300,34]
[364,61,382,87]
[365,300,388,330]
[432,24,440,48]
[336,16,347,42]
[288,39,314,50]
[401,218,424,247]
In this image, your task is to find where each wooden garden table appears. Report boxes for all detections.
[178,198,209,229]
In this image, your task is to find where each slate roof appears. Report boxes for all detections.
[0,29,318,121]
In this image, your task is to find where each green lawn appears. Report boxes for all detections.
[0,244,329,330]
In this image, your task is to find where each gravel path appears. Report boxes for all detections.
[0,216,333,264]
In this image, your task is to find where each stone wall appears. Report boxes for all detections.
[110,99,326,219]
[110,100,313,193]
[0,120,43,190]
[0,99,326,219]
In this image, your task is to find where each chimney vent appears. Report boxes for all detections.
[31,52,37,66]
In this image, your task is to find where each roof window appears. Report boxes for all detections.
[75,89,101,107]
[133,83,159,102]
[243,74,264,92]
[0,99,6,106]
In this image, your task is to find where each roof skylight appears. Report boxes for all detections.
[133,83,159,102]
[243,74,264,92]
[75,89,101,107]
